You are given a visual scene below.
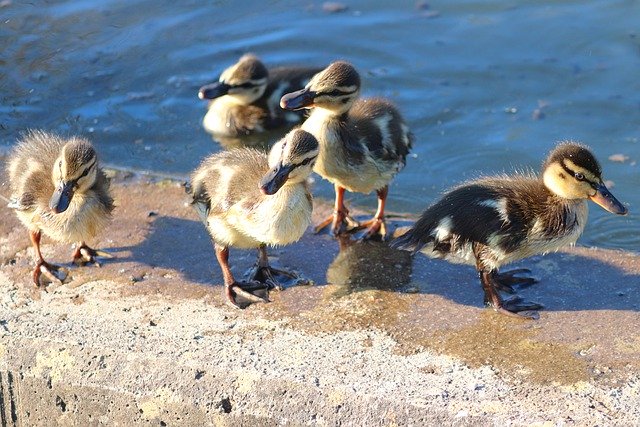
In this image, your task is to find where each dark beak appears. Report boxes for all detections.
[259,163,295,195]
[198,81,230,100]
[280,88,316,110]
[49,181,75,214]
[590,182,628,215]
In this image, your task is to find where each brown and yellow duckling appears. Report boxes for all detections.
[7,130,114,286]
[189,128,319,308]
[391,142,627,318]
[199,54,321,138]
[280,60,413,239]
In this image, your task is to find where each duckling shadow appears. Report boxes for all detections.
[111,215,222,285]
[408,249,640,312]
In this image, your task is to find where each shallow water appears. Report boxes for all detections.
[1,0,639,250]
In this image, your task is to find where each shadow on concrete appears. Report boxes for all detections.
[110,215,219,285]
[113,215,640,313]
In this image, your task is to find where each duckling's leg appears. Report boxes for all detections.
[357,186,388,240]
[30,230,67,287]
[248,244,311,288]
[473,244,541,319]
[72,241,113,267]
[314,185,359,236]
[214,244,269,309]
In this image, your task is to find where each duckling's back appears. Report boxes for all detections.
[7,131,65,210]
[392,176,559,264]
[189,149,269,224]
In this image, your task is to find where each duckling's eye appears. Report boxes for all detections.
[234,82,255,89]
[574,172,585,181]
[299,157,314,166]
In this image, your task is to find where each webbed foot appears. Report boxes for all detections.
[355,217,387,241]
[72,243,113,267]
[33,260,68,288]
[492,268,537,293]
[225,281,270,309]
[248,265,311,290]
[314,209,360,236]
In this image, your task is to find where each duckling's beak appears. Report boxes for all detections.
[280,88,316,110]
[260,163,294,195]
[198,81,230,100]
[49,181,75,214]
[590,182,628,215]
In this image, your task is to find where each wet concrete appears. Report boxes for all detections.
[1,163,640,425]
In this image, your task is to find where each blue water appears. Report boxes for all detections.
[1,0,639,249]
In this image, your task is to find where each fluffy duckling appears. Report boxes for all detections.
[391,142,627,318]
[7,131,114,286]
[280,61,413,239]
[198,54,322,138]
[189,128,319,308]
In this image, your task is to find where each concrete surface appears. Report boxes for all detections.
[1,165,640,426]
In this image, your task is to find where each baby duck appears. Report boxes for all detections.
[7,130,114,286]
[189,128,319,308]
[391,142,627,318]
[198,54,321,138]
[280,61,413,239]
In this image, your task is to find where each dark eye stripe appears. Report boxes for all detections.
[233,82,256,89]
[289,156,315,171]
[78,159,96,179]
[560,163,596,185]
[316,89,354,97]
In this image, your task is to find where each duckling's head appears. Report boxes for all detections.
[50,138,99,214]
[198,54,268,105]
[542,142,627,215]
[260,129,319,195]
[280,61,360,115]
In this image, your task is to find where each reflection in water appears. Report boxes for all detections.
[326,235,412,298]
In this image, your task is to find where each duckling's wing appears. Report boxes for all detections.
[392,182,532,254]
[347,98,412,164]
[189,149,268,224]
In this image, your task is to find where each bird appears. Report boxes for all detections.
[391,142,628,318]
[7,130,114,287]
[198,53,322,140]
[280,60,413,240]
[188,128,319,308]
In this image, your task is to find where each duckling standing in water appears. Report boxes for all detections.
[280,61,413,240]
[198,54,321,139]
[7,131,114,286]
[391,142,627,318]
[189,128,319,308]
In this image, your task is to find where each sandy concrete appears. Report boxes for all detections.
[1,166,640,426]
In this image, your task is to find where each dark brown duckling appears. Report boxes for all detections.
[391,142,627,318]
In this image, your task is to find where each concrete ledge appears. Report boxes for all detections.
[1,172,640,425]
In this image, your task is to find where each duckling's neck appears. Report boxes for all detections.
[533,190,589,242]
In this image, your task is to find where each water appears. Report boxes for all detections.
[1,0,639,250]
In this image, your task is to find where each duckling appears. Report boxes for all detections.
[7,130,114,286]
[280,60,413,239]
[198,54,322,138]
[189,128,319,308]
[391,142,627,318]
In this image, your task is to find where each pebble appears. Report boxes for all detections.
[323,2,348,13]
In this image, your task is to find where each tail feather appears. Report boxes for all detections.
[185,180,210,225]
[389,228,427,255]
